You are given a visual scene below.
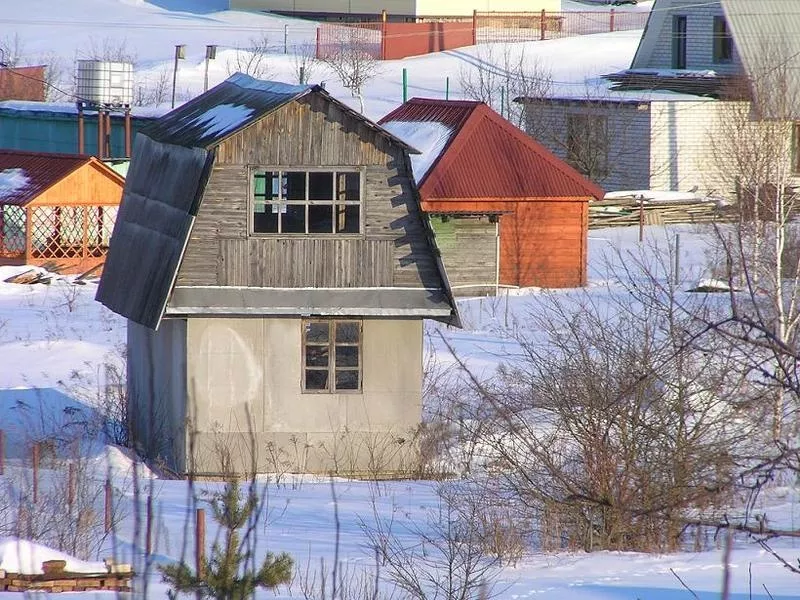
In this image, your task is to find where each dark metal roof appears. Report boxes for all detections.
[380,98,604,202]
[145,73,417,152]
[95,134,214,329]
[0,149,115,206]
[604,70,746,99]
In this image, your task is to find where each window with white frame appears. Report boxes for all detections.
[252,169,362,234]
[302,320,362,393]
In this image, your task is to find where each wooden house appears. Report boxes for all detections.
[379,99,604,292]
[0,150,124,274]
[96,74,459,476]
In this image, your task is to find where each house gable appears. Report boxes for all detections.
[28,158,124,207]
[632,0,742,75]
[98,76,458,329]
[175,91,448,294]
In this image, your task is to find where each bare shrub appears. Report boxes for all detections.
[226,34,273,79]
[438,243,763,553]
[320,29,381,113]
[292,43,319,85]
[459,45,552,127]
[0,33,26,67]
[361,481,501,600]
[134,67,171,106]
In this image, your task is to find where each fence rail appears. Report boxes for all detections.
[316,9,649,61]
[588,198,732,229]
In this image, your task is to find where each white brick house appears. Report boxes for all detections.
[518,0,800,196]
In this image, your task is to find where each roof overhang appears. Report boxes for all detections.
[166,286,456,323]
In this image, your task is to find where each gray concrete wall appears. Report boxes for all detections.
[127,318,187,471]
[183,317,423,475]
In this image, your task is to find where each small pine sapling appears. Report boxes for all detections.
[160,476,293,600]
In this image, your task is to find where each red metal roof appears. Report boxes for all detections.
[379,98,604,202]
[0,150,94,206]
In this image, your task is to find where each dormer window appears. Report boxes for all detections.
[672,15,687,69]
[252,168,362,235]
[713,16,733,63]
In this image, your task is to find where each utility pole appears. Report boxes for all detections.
[171,44,186,108]
[204,45,217,92]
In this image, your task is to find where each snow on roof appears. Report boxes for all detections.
[0,168,30,200]
[184,102,257,139]
[0,100,166,118]
[380,120,454,182]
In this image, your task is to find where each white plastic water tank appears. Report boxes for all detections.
[75,60,133,106]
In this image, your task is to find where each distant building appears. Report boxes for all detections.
[516,0,800,196]
[0,101,162,158]
[228,0,558,20]
[0,150,124,274]
[0,66,46,102]
[380,98,603,292]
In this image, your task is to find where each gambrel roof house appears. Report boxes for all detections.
[380,98,603,292]
[96,73,458,475]
[516,0,800,196]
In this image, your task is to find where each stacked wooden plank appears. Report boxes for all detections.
[588,198,732,229]
[0,560,133,593]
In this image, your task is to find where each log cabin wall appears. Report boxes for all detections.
[175,93,441,290]
[430,215,498,295]
[500,200,587,288]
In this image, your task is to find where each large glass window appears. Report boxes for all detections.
[303,320,362,393]
[252,169,362,235]
[672,15,687,69]
[712,16,733,64]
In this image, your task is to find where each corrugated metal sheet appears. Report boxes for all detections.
[722,0,800,118]
[0,66,46,102]
[0,150,90,206]
[95,134,214,330]
[380,98,604,201]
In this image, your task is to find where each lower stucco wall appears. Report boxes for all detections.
[184,317,424,475]
[127,318,188,471]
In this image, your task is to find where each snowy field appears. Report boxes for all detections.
[3,0,652,120]
[2,0,800,598]
[1,225,799,600]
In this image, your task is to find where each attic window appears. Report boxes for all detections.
[713,16,733,63]
[252,169,362,235]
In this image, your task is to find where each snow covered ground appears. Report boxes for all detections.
[1,226,799,600]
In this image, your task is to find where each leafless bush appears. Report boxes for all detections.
[438,244,764,553]
[226,34,273,79]
[361,482,501,600]
[459,45,552,127]
[292,43,319,85]
[79,36,137,63]
[134,67,171,106]
[0,33,26,67]
[320,30,381,113]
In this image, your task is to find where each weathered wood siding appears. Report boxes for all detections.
[500,200,587,288]
[430,216,498,295]
[175,93,441,290]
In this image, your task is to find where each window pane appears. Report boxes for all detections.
[253,206,278,232]
[335,345,359,367]
[282,204,306,233]
[285,171,306,200]
[337,172,360,201]
[335,321,359,343]
[335,370,359,390]
[335,205,360,234]
[254,173,267,197]
[306,369,329,390]
[306,345,329,367]
[309,172,334,200]
[270,172,281,199]
[306,322,330,343]
[309,205,333,233]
